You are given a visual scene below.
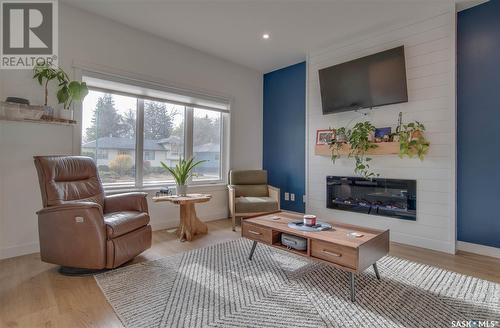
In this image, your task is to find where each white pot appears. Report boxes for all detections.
[176,184,187,196]
[59,109,73,121]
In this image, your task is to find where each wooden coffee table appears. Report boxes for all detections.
[152,193,211,242]
[241,211,389,302]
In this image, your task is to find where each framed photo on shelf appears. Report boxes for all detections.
[316,129,335,145]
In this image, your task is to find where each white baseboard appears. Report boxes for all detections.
[456,241,500,259]
[0,242,39,260]
[391,231,456,254]
[150,211,229,231]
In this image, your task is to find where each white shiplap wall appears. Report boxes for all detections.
[306,9,456,253]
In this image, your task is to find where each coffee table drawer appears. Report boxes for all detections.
[242,222,272,245]
[311,240,357,269]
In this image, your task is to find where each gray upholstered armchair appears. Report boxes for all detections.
[228,170,280,231]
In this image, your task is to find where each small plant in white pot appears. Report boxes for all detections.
[161,158,207,196]
[56,77,89,121]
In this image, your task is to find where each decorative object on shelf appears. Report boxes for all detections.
[5,97,29,105]
[329,121,379,179]
[160,158,207,196]
[397,121,430,160]
[375,127,391,142]
[1,101,44,120]
[316,129,335,145]
[335,128,347,142]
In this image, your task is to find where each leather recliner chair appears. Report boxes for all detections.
[34,156,152,273]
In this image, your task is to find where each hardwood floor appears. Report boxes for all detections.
[1,218,499,328]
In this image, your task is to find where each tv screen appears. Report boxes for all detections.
[319,46,408,114]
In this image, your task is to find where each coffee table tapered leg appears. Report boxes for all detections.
[350,272,356,302]
[248,241,258,260]
[373,262,381,280]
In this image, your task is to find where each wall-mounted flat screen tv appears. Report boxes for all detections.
[319,46,408,114]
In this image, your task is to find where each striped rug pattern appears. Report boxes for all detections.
[95,238,500,328]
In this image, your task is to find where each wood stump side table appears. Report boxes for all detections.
[152,193,211,242]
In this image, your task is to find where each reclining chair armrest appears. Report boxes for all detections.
[268,185,281,209]
[36,201,103,215]
[104,192,149,214]
[36,202,107,268]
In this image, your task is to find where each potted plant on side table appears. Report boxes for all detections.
[161,158,207,196]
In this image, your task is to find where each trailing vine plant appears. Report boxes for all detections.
[397,121,430,160]
[328,121,379,179]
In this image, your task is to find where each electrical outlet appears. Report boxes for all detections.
[284,192,290,201]
[290,193,295,201]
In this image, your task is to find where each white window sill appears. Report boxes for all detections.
[104,183,228,195]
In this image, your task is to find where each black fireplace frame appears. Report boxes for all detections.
[326,176,417,221]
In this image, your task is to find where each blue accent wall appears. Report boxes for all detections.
[458,1,500,248]
[263,62,306,213]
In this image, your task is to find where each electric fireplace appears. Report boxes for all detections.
[326,176,416,220]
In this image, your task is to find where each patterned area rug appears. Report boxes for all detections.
[95,239,500,328]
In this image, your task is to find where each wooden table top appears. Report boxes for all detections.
[152,193,212,204]
[244,211,388,249]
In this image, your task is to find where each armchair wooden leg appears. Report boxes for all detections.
[232,215,236,231]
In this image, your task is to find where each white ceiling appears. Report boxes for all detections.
[62,1,478,73]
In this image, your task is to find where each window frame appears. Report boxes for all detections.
[75,71,230,191]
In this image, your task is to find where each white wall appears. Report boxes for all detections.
[0,4,262,259]
[306,9,457,253]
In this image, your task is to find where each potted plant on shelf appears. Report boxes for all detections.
[160,158,207,196]
[56,79,89,121]
[329,121,379,179]
[33,64,89,120]
[397,121,430,160]
[33,64,66,116]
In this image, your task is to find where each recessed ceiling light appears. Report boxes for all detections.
[262,33,270,40]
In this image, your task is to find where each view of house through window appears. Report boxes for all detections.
[81,91,137,186]
[142,99,185,185]
[193,108,221,181]
[81,86,225,188]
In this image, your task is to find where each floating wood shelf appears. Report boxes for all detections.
[0,116,76,126]
[315,142,400,157]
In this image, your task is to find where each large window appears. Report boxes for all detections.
[81,91,137,186]
[193,108,221,181]
[81,78,228,189]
